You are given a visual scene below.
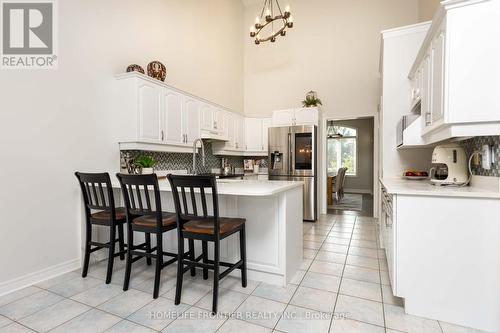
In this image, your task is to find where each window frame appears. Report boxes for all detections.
[326,125,358,177]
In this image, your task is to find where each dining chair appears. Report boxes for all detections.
[333,167,348,201]
[167,174,247,313]
[116,173,191,298]
[75,172,126,284]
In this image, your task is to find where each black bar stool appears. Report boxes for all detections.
[75,172,126,284]
[167,174,247,313]
[116,173,194,298]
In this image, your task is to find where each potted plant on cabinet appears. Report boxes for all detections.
[302,90,322,107]
[135,155,156,174]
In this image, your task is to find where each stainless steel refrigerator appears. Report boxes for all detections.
[268,125,317,221]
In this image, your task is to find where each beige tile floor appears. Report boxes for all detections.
[0,214,489,333]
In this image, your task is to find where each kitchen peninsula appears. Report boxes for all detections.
[111,178,304,286]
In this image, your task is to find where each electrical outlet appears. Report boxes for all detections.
[481,144,492,170]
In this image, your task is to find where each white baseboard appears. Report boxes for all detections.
[344,188,373,194]
[0,258,81,297]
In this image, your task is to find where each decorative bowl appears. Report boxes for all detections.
[147,61,166,81]
[126,64,144,74]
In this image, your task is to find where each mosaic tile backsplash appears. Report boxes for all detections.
[461,136,500,177]
[121,141,268,174]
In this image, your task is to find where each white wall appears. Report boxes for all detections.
[243,0,419,119]
[418,0,440,21]
[0,0,243,290]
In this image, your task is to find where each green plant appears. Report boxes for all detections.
[302,95,322,107]
[134,155,156,168]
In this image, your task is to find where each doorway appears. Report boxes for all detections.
[325,117,374,217]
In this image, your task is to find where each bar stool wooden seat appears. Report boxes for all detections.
[75,172,126,284]
[116,173,194,298]
[167,174,247,313]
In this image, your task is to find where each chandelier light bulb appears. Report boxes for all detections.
[285,5,290,13]
[250,26,255,32]
[266,8,270,16]
[255,16,260,24]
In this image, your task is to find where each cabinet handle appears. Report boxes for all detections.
[185,134,188,143]
[161,130,164,141]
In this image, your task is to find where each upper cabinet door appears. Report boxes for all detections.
[236,115,245,150]
[294,107,318,125]
[431,30,445,124]
[214,109,225,134]
[421,53,432,127]
[200,103,215,131]
[245,118,263,151]
[272,109,295,126]
[262,118,272,151]
[183,97,200,145]
[137,82,163,143]
[226,113,236,149]
[164,89,184,145]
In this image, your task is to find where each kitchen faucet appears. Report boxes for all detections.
[192,138,205,174]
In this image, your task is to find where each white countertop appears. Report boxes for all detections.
[111,179,303,197]
[380,177,500,198]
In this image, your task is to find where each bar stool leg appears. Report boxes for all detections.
[145,233,152,266]
[82,223,92,278]
[118,224,125,261]
[212,240,220,314]
[153,232,163,299]
[202,241,208,280]
[105,226,116,284]
[239,226,247,288]
[123,227,133,291]
[188,239,196,277]
[175,238,184,305]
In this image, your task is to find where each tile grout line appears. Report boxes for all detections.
[327,215,356,333]
[375,221,389,333]
[270,220,332,331]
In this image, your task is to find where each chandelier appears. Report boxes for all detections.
[249,0,293,44]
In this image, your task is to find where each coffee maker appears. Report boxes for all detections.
[430,144,468,186]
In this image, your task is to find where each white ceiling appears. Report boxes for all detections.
[241,0,262,7]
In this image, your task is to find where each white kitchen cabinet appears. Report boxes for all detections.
[224,112,237,149]
[379,178,500,332]
[200,103,227,140]
[430,28,445,124]
[212,116,270,156]
[163,89,184,145]
[272,109,295,126]
[201,105,224,133]
[407,0,500,143]
[245,118,262,151]
[183,96,200,145]
[272,107,320,127]
[381,186,397,293]
[137,81,163,143]
[421,53,431,128]
[294,107,319,125]
[115,72,220,153]
[235,115,245,150]
[245,118,272,153]
[262,118,271,150]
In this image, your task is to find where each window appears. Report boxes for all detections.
[327,125,357,176]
